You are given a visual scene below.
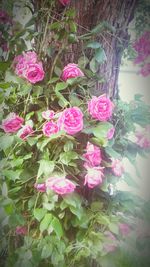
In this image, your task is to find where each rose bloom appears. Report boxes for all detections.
[107,127,115,139]
[135,126,150,148]
[88,94,114,121]
[59,0,70,5]
[83,142,102,168]
[18,125,33,140]
[140,63,150,77]
[111,159,124,177]
[61,63,84,81]
[16,226,27,235]
[25,62,45,84]
[58,107,83,135]
[34,183,46,192]
[103,231,117,253]
[24,51,37,64]
[13,55,27,77]
[84,166,104,188]
[1,113,24,133]
[42,121,59,137]
[46,177,76,195]
[42,110,55,120]
[0,10,12,24]
[133,31,150,64]
[119,223,131,236]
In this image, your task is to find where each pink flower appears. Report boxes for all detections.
[119,223,131,236]
[140,63,150,77]
[0,10,12,24]
[103,231,117,253]
[88,94,114,121]
[61,63,84,81]
[34,183,46,192]
[57,107,83,135]
[43,121,59,137]
[133,32,150,64]
[42,110,55,120]
[135,126,150,148]
[1,113,24,133]
[46,177,76,195]
[111,159,124,177]
[83,142,102,168]
[59,0,70,5]
[13,51,45,83]
[84,167,104,188]
[16,226,27,235]
[25,62,45,84]
[18,125,33,140]
[107,127,115,139]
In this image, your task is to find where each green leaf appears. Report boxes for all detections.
[40,213,53,233]
[87,41,101,49]
[37,131,65,151]
[94,47,107,63]
[0,135,14,151]
[41,243,52,259]
[60,151,79,165]
[55,82,68,91]
[69,21,77,33]
[64,141,74,152]
[2,169,22,181]
[124,172,139,188]
[2,182,8,197]
[51,217,63,239]
[89,58,99,73]
[37,160,55,178]
[33,208,47,222]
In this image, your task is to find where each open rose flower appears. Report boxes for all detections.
[59,0,70,5]
[61,63,84,81]
[25,62,45,84]
[135,126,150,148]
[84,167,104,188]
[107,127,115,139]
[1,113,24,133]
[42,121,59,137]
[34,183,46,192]
[18,125,33,140]
[16,226,27,235]
[88,94,114,121]
[42,110,55,120]
[83,142,102,168]
[58,107,83,135]
[119,223,131,236]
[111,159,124,177]
[46,177,76,195]
[13,51,45,83]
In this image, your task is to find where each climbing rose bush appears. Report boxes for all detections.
[61,63,84,81]
[88,94,114,121]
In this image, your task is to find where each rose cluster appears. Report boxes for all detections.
[13,51,45,84]
[133,31,150,77]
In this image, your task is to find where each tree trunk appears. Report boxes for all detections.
[65,0,137,98]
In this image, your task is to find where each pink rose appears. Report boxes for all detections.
[59,0,70,5]
[34,183,46,192]
[103,231,117,253]
[18,125,33,140]
[83,142,102,168]
[119,223,131,236]
[13,51,45,83]
[57,107,83,135]
[111,159,124,177]
[107,127,115,139]
[135,126,150,148]
[16,226,27,235]
[61,63,84,81]
[25,62,45,84]
[140,63,150,77]
[88,94,114,121]
[46,177,76,195]
[42,121,59,137]
[1,113,24,133]
[133,32,150,64]
[42,110,55,120]
[84,167,104,188]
